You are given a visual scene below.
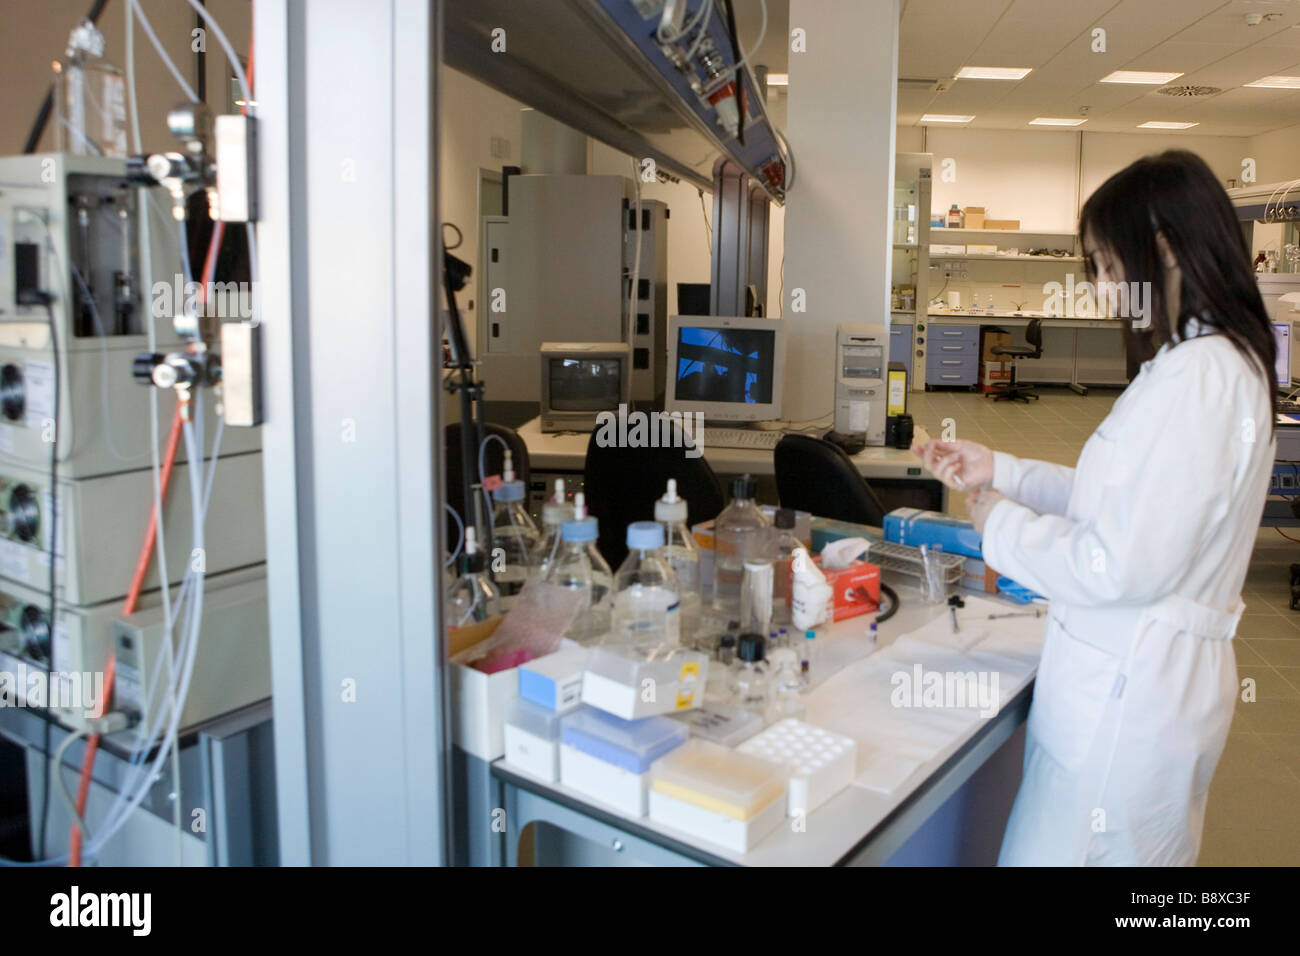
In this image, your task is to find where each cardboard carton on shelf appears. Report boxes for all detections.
[984,219,1020,230]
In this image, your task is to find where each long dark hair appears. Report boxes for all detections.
[1079,150,1276,404]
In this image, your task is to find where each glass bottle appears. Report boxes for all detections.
[543,493,613,644]
[489,451,539,601]
[54,19,127,157]
[766,648,806,724]
[656,479,700,607]
[730,632,768,714]
[530,478,572,581]
[770,509,800,628]
[712,474,770,616]
[610,521,680,650]
[445,527,502,628]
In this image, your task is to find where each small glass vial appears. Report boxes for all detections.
[766,648,806,724]
[730,632,768,714]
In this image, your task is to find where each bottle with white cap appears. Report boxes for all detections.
[444,526,502,628]
[655,479,700,604]
[610,521,680,650]
[543,492,614,644]
[489,450,539,599]
[530,479,572,580]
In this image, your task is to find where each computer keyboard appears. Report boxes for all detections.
[702,427,784,450]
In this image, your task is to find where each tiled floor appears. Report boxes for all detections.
[909,385,1300,866]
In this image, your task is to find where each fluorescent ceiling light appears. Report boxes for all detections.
[1029,117,1086,126]
[1100,70,1184,85]
[1138,121,1199,129]
[955,66,1032,80]
[764,73,788,87]
[921,113,975,124]
[1245,75,1300,89]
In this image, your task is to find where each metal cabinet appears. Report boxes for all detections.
[925,324,979,387]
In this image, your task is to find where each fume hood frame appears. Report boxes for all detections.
[445,0,792,204]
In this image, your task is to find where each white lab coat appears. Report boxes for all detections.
[982,320,1274,866]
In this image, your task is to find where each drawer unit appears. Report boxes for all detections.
[927,339,978,360]
[925,354,978,386]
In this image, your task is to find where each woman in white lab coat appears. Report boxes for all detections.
[915,150,1277,866]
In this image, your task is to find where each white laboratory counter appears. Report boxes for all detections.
[491,584,1042,866]
[516,416,928,481]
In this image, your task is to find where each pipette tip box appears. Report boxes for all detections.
[503,697,563,781]
[581,645,709,720]
[648,740,787,853]
[737,719,858,816]
[559,706,689,816]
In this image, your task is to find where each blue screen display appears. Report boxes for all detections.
[674,327,774,405]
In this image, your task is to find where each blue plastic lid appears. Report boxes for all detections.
[561,516,598,543]
[493,479,525,503]
[561,707,688,774]
[626,520,664,551]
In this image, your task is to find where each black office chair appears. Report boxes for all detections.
[773,434,888,526]
[444,422,530,529]
[990,318,1044,403]
[583,423,725,568]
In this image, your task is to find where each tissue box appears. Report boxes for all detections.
[810,517,884,553]
[813,557,881,622]
[519,646,588,714]
[883,508,982,559]
[582,645,709,720]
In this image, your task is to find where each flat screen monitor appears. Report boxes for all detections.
[1273,321,1291,389]
[539,342,631,432]
[665,316,785,422]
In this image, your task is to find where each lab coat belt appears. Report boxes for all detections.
[1054,594,1242,648]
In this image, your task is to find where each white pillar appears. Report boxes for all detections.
[782,0,899,421]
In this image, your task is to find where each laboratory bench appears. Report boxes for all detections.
[889,313,1129,395]
[515,417,947,515]
[481,585,1041,867]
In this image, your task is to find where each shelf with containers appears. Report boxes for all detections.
[889,153,932,391]
[918,223,1100,389]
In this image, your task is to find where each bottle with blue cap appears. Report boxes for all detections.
[655,479,699,606]
[543,492,613,643]
[489,450,539,599]
[611,521,680,649]
[530,478,573,580]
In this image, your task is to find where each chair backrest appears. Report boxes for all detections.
[583,424,725,568]
[444,422,530,527]
[773,434,887,526]
[1025,317,1044,355]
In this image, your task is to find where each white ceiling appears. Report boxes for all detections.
[734,0,1300,136]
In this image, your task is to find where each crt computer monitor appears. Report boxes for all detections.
[665,315,785,422]
[538,342,632,432]
[1273,321,1291,389]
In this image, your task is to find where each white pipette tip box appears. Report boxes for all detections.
[737,719,858,816]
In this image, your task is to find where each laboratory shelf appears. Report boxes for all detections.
[929,253,1083,262]
[929,227,1077,239]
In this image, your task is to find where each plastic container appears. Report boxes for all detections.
[739,559,774,635]
[648,739,787,852]
[611,522,680,649]
[672,702,765,748]
[503,697,563,781]
[560,706,689,815]
[737,719,858,816]
[582,644,708,719]
[530,478,572,580]
[712,475,770,615]
[490,452,540,598]
[543,493,613,644]
[445,527,502,627]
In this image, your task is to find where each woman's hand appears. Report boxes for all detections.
[966,488,1005,534]
[911,439,995,491]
